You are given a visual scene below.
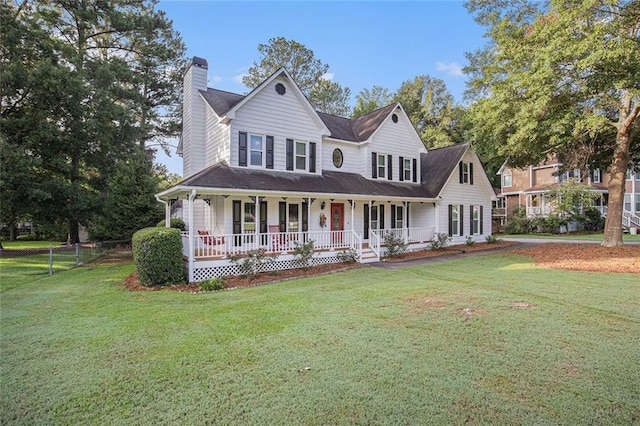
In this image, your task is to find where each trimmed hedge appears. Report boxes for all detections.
[156,218,186,231]
[132,227,186,286]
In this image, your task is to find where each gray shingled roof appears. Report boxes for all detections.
[421,143,470,197]
[178,162,435,199]
[166,144,472,200]
[199,88,244,117]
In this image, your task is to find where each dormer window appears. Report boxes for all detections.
[296,141,306,170]
[503,169,512,187]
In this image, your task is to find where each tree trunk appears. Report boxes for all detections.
[603,90,638,247]
[602,131,631,247]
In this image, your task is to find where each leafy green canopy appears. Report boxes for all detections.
[243,37,351,116]
[464,0,640,246]
[0,0,185,243]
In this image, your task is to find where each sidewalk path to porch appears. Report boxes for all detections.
[369,237,640,270]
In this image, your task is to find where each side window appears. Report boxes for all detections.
[377,154,386,179]
[249,134,263,167]
[295,141,306,170]
[503,170,512,187]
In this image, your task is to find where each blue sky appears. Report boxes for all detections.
[155,0,487,175]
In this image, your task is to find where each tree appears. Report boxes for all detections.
[393,75,462,148]
[353,86,393,117]
[308,79,351,117]
[1,0,185,244]
[243,37,351,115]
[89,151,164,241]
[464,0,640,246]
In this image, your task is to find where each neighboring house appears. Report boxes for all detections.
[494,156,640,230]
[157,57,495,282]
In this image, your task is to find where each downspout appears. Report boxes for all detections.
[188,189,196,283]
[155,196,171,227]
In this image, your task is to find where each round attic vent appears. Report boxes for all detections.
[392,114,398,123]
[275,83,286,95]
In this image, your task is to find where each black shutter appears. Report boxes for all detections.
[413,158,417,182]
[286,139,294,171]
[380,205,385,230]
[309,142,316,173]
[459,161,463,183]
[448,205,453,237]
[459,205,464,236]
[364,204,369,240]
[388,154,393,181]
[399,156,404,182]
[302,201,309,232]
[266,135,274,169]
[238,132,247,167]
[260,201,267,233]
[233,200,242,246]
[391,205,396,228]
[279,202,287,232]
[406,202,410,228]
[371,152,377,178]
[470,163,474,185]
[470,205,474,235]
[480,206,484,235]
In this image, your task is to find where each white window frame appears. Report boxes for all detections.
[288,204,299,233]
[370,206,379,231]
[395,205,404,229]
[462,162,470,184]
[451,205,460,236]
[503,170,512,188]
[404,158,412,181]
[592,169,601,183]
[635,194,640,212]
[624,194,632,211]
[249,134,264,167]
[295,141,307,171]
[377,154,386,179]
[472,205,480,235]
[244,203,256,233]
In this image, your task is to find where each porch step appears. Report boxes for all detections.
[360,248,379,264]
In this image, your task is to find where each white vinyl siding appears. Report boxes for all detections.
[205,106,230,167]
[230,77,323,172]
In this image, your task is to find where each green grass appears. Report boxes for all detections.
[501,232,640,242]
[2,255,639,424]
[1,240,66,249]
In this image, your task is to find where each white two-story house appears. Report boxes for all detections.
[157,57,495,282]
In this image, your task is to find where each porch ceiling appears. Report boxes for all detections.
[157,161,438,202]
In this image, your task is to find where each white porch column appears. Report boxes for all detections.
[255,196,260,242]
[188,189,196,283]
[165,200,171,228]
[351,200,355,231]
[434,202,440,235]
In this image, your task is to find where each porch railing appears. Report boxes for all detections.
[183,230,362,259]
[527,206,552,217]
[372,227,436,244]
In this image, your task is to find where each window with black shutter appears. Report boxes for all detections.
[390,205,396,229]
[387,154,392,180]
[470,163,474,185]
[399,156,404,182]
[371,152,377,178]
[278,202,287,232]
[363,204,369,239]
[412,158,417,182]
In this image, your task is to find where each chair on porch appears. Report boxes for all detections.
[268,225,287,252]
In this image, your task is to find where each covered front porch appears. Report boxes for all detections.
[158,190,439,282]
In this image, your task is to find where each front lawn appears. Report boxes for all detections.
[1,255,638,424]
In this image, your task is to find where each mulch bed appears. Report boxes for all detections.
[512,243,640,274]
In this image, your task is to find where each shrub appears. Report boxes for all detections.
[533,213,563,234]
[485,234,499,244]
[504,207,532,234]
[430,233,451,250]
[465,236,476,246]
[132,227,186,287]
[293,240,315,269]
[336,247,359,263]
[200,277,226,292]
[229,248,278,279]
[383,233,408,257]
[581,207,605,232]
[157,218,186,231]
